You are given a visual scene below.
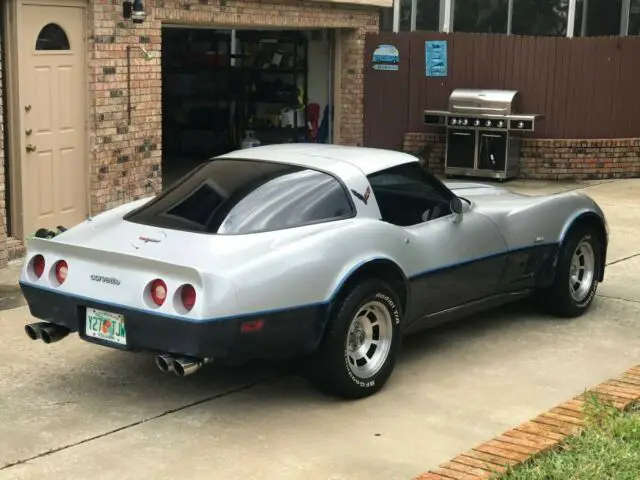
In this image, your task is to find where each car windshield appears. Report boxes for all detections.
[124,158,355,235]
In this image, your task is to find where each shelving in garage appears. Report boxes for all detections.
[161,26,333,187]
[235,30,309,146]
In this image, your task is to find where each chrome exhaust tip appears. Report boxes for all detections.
[25,322,69,343]
[171,356,212,377]
[155,354,176,373]
[25,322,45,341]
[39,323,70,344]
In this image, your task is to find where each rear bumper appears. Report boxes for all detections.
[19,283,328,361]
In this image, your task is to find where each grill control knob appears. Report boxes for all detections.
[451,118,457,125]
[485,120,492,127]
[474,119,480,126]
[462,119,469,126]
[498,121,504,128]
[518,121,524,129]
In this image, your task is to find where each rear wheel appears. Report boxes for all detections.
[305,279,402,399]
[542,225,602,318]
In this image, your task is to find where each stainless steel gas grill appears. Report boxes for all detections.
[423,89,543,181]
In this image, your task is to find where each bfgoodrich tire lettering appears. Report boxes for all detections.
[545,226,602,318]
[305,279,402,399]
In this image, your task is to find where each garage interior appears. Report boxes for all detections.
[161,25,336,187]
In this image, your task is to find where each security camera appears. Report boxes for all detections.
[123,0,146,23]
[131,0,146,23]
[131,10,146,23]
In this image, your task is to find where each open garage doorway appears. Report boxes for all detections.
[161,26,336,188]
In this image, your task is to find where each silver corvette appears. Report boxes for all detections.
[19,144,608,399]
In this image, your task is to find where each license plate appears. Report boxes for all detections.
[85,307,127,346]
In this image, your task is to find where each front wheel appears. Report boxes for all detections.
[543,226,602,318]
[305,279,403,399]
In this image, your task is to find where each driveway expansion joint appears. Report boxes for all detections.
[606,251,640,267]
[413,365,640,480]
[0,378,280,471]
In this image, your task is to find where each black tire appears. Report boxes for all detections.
[542,225,602,318]
[305,279,403,399]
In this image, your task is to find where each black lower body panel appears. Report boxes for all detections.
[20,283,329,362]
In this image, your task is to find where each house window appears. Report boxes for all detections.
[380,7,395,31]
[454,0,509,34]
[399,0,629,36]
[35,23,70,51]
[511,0,569,36]
[573,0,623,36]
[626,0,640,34]
[401,0,412,30]
[415,0,441,31]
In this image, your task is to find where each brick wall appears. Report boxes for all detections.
[403,133,446,174]
[519,139,640,180]
[88,0,379,215]
[0,30,7,269]
[403,133,640,180]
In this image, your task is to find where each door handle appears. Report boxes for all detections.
[25,105,32,112]
[25,129,33,136]
[26,144,36,153]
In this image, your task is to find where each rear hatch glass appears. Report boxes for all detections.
[124,158,355,235]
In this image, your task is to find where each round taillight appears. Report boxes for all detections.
[181,284,196,311]
[55,260,68,284]
[150,279,168,306]
[32,255,45,278]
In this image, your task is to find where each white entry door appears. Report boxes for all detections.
[18,2,87,236]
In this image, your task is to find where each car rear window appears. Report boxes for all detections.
[124,158,356,235]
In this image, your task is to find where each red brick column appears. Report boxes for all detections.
[87,0,163,215]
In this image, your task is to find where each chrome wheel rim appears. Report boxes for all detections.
[569,240,596,302]
[345,300,393,380]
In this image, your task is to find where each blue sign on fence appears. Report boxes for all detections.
[372,44,399,71]
[425,40,448,77]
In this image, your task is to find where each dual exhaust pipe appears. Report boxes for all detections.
[25,322,70,344]
[155,353,213,377]
[25,322,210,378]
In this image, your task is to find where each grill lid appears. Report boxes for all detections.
[448,89,519,115]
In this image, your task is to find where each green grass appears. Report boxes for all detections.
[500,394,640,480]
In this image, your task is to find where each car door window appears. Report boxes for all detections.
[368,163,453,227]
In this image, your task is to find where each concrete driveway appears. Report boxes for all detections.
[1,179,640,480]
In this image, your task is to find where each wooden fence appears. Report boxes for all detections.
[363,31,640,151]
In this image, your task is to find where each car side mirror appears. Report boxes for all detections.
[450,197,464,223]
[450,197,463,214]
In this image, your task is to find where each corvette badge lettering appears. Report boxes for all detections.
[138,236,161,243]
[350,186,371,205]
[90,275,121,286]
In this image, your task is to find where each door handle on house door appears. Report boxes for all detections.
[26,144,36,153]
[25,105,32,112]
[25,129,32,136]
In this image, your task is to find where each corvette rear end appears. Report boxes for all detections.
[19,229,240,374]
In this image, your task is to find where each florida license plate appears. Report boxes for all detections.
[85,307,127,346]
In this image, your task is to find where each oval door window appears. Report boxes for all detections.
[35,23,71,50]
